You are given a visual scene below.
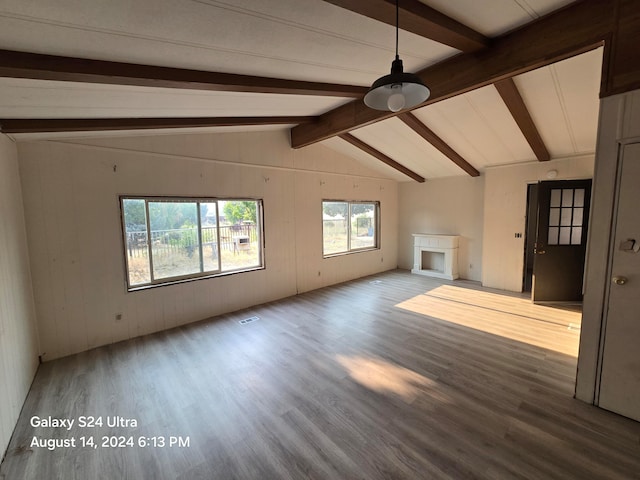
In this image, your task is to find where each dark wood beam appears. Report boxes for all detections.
[602,0,640,96]
[398,112,480,176]
[0,49,367,98]
[494,78,550,162]
[0,116,315,134]
[323,0,489,52]
[291,0,613,148]
[339,133,425,182]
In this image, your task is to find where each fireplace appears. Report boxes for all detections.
[411,234,459,280]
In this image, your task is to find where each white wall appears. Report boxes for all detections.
[482,157,594,292]
[397,176,484,281]
[0,135,39,459]
[17,130,398,360]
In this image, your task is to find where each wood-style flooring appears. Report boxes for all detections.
[2,270,640,479]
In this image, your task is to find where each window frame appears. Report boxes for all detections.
[322,200,380,258]
[120,195,264,291]
[547,187,586,246]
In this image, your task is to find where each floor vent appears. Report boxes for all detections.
[239,316,260,325]
[369,280,382,285]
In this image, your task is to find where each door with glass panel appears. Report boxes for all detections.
[532,180,592,302]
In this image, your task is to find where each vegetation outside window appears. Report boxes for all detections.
[322,201,379,256]
[121,197,263,290]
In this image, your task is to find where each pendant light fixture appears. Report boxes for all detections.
[364,0,430,112]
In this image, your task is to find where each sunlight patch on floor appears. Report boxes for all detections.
[395,285,581,357]
[335,354,443,403]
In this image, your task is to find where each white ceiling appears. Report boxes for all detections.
[0,77,351,118]
[0,0,603,181]
[421,0,576,36]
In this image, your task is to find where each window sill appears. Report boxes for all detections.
[126,265,265,292]
[322,247,379,259]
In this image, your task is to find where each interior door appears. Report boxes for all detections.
[523,184,539,292]
[598,143,640,421]
[532,179,592,302]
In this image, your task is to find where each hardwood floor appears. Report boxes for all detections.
[2,270,640,479]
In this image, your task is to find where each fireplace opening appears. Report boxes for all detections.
[421,251,445,273]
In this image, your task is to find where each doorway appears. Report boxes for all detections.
[523,179,592,302]
[523,183,538,293]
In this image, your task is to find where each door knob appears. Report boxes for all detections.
[612,276,628,285]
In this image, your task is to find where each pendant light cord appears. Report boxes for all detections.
[395,0,399,59]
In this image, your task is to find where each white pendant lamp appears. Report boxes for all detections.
[364,0,430,112]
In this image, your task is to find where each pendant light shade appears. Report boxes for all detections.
[364,0,430,112]
[364,57,430,112]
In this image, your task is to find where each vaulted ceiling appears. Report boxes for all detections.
[0,0,604,181]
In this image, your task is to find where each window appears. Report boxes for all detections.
[547,188,585,245]
[121,197,263,290]
[322,201,379,256]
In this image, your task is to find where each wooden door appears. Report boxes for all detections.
[598,143,640,421]
[532,180,592,303]
[523,184,539,292]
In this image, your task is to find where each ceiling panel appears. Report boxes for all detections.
[350,117,467,179]
[320,136,409,182]
[412,85,536,169]
[514,47,602,157]
[420,0,576,36]
[0,78,350,118]
[7,124,293,142]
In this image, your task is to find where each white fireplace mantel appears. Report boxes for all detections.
[411,234,459,280]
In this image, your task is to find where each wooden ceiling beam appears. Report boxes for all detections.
[291,0,612,148]
[322,0,489,52]
[0,49,367,98]
[339,133,425,182]
[398,112,480,176]
[0,116,315,134]
[494,78,550,162]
